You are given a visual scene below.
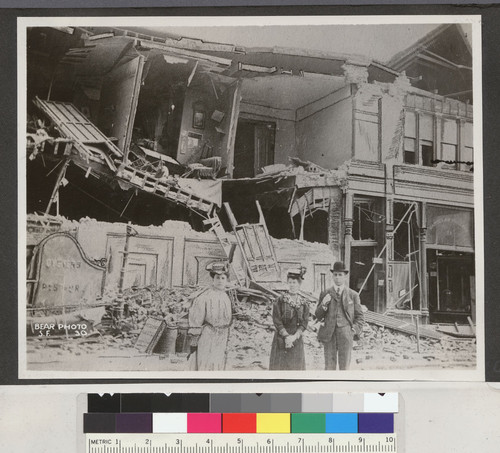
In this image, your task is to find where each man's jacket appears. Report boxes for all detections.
[314,286,364,342]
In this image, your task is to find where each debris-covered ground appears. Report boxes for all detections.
[26,285,476,372]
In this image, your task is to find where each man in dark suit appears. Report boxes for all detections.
[315,261,364,370]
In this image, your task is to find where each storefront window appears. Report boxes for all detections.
[352,199,380,241]
[426,206,474,249]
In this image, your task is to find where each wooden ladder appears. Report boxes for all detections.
[224,200,281,284]
[203,215,248,287]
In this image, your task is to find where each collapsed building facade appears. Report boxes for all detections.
[26,25,475,325]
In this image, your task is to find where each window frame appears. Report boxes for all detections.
[352,198,379,243]
[402,108,473,172]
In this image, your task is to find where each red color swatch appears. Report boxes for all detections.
[223,413,257,433]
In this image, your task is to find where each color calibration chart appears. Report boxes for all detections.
[84,393,401,453]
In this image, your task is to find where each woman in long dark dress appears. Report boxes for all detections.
[269,267,309,370]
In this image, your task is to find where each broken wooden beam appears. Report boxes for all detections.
[364,310,444,341]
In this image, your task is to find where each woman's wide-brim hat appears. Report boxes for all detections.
[287,265,306,280]
[330,261,349,274]
[206,261,229,275]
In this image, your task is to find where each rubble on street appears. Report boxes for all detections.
[26,284,476,371]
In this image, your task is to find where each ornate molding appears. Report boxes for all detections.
[344,218,353,236]
[394,164,474,183]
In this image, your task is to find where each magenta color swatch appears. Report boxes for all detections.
[187,413,221,433]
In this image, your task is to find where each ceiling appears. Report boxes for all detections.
[241,74,347,111]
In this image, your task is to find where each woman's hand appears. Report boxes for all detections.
[285,334,297,348]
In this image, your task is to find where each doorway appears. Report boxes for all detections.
[350,246,376,311]
[233,119,275,178]
[97,55,145,153]
[131,54,188,159]
[427,250,474,323]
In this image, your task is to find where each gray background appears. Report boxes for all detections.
[0,3,499,384]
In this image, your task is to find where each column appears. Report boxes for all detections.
[419,203,429,322]
[384,197,395,312]
[343,192,354,269]
[328,187,344,260]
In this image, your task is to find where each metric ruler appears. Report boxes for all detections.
[86,433,398,453]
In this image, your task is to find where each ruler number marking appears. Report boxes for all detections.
[86,434,397,453]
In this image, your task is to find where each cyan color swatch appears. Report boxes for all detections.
[325,413,358,433]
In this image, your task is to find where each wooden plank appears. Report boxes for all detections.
[224,79,242,178]
[254,224,273,258]
[224,202,255,281]
[256,200,281,274]
[135,317,166,354]
[437,325,475,339]
[139,40,232,66]
[467,316,476,335]
[364,310,443,341]
[251,224,268,267]
[239,225,258,260]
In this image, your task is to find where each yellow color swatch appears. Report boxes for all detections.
[256,413,291,433]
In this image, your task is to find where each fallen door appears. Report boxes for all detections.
[98,55,145,159]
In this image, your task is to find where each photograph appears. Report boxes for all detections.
[18,15,483,379]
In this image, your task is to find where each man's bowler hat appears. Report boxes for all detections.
[330,261,349,274]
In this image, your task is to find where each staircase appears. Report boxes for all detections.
[115,164,218,218]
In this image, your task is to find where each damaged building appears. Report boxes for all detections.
[26,24,475,326]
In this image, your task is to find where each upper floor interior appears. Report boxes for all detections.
[26,25,474,182]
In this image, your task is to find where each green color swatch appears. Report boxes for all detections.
[291,413,326,433]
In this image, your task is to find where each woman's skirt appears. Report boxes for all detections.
[269,333,306,370]
[189,324,230,371]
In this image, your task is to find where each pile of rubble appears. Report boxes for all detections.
[27,284,477,371]
[106,285,201,331]
[352,322,476,368]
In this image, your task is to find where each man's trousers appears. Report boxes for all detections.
[322,325,353,370]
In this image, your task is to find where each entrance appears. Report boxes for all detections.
[233,119,275,178]
[350,246,376,311]
[427,250,474,323]
[131,54,188,159]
